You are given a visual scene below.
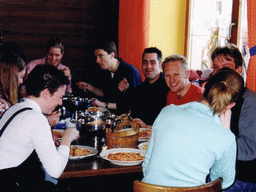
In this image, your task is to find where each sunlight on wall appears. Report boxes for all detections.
[149,0,187,60]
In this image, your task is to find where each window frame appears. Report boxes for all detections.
[184,0,242,68]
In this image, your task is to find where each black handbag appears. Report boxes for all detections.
[0,108,56,192]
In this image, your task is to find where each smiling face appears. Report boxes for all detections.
[163,61,190,96]
[46,47,64,67]
[142,53,161,84]
[42,85,66,115]
[212,54,242,75]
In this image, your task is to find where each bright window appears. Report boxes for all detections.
[186,0,248,75]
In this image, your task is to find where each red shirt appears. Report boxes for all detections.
[166,83,203,105]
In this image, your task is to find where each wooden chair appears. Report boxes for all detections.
[133,177,223,192]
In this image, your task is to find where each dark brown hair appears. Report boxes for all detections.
[142,47,163,64]
[94,40,118,58]
[26,64,69,97]
[46,37,64,53]
[211,44,243,69]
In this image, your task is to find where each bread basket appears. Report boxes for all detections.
[105,121,140,149]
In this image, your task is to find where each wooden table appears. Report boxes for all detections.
[60,155,143,179]
[57,130,144,191]
[59,155,143,192]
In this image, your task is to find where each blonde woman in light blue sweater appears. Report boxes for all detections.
[142,68,244,190]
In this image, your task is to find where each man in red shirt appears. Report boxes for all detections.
[163,54,203,105]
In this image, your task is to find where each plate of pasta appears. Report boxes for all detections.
[100,148,145,166]
[69,145,98,160]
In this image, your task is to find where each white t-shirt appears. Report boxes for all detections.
[0,98,69,178]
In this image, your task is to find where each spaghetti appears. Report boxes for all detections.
[107,152,144,161]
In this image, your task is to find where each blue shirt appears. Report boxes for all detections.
[100,58,142,103]
[142,102,236,189]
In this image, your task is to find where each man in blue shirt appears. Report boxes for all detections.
[76,41,142,113]
[90,47,169,124]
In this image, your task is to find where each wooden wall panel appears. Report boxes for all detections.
[0,0,119,82]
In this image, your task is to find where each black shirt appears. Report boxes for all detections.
[118,72,169,125]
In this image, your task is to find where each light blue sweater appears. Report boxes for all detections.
[142,102,236,189]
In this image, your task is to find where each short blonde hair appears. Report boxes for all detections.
[162,54,188,72]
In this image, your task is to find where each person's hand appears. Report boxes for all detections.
[219,109,232,130]
[77,81,90,90]
[134,118,153,141]
[118,78,129,92]
[52,135,60,146]
[61,128,80,146]
[76,81,89,90]
[92,99,105,108]
[134,118,147,128]
[47,110,61,127]
[62,66,71,81]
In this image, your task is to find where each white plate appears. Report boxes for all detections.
[118,128,132,132]
[138,142,149,151]
[69,145,98,160]
[138,128,150,142]
[100,148,145,166]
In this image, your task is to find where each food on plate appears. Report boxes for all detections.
[87,120,106,125]
[139,129,148,138]
[52,130,63,138]
[141,144,148,150]
[107,152,144,161]
[70,146,91,157]
[138,142,149,151]
[87,106,104,112]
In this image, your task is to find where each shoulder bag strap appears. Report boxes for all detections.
[0,107,32,137]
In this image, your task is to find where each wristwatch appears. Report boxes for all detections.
[105,102,109,109]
